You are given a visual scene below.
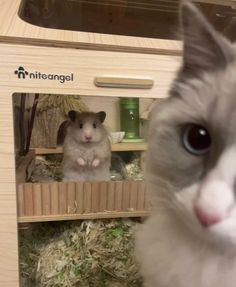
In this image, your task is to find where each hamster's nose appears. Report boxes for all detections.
[194,205,222,227]
[85,135,92,141]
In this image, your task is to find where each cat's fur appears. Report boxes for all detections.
[135,1,236,287]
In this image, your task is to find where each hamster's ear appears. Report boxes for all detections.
[97,111,106,123]
[180,0,233,77]
[68,110,78,122]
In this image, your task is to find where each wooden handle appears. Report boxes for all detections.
[94,77,154,89]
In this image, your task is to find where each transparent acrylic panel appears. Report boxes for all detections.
[18,0,236,40]
[13,92,155,285]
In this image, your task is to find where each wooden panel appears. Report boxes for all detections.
[107,181,115,211]
[99,182,108,212]
[83,182,92,213]
[137,181,146,211]
[144,183,150,210]
[17,184,25,217]
[114,181,123,212]
[91,182,100,212]
[122,181,131,212]
[17,180,149,219]
[67,182,76,214]
[0,90,19,286]
[32,183,42,216]
[41,184,51,215]
[0,8,178,286]
[50,182,59,215]
[130,181,139,211]
[24,183,33,216]
[75,182,84,214]
[0,44,180,100]
[59,182,67,214]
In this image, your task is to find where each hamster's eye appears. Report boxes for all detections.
[182,124,211,156]
[93,123,97,129]
[79,123,83,129]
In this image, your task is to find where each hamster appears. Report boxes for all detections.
[62,110,111,181]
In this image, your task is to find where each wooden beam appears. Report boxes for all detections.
[18,211,150,223]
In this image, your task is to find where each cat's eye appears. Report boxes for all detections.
[182,124,211,155]
[79,123,83,129]
[93,123,97,129]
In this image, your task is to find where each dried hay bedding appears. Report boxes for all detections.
[20,219,143,287]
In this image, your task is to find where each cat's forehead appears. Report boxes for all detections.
[151,62,236,141]
[172,64,236,123]
[189,64,236,128]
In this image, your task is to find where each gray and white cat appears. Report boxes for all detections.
[136,1,236,287]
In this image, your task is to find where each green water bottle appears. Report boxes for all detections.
[120,98,141,141]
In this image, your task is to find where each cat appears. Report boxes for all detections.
[135,1,236,287]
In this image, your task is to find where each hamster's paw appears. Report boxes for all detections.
[92,158,100,167]
[77,157,86,166]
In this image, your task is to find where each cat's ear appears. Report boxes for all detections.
[180,1,233,77]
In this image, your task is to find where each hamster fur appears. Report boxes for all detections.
[62,110,111,181]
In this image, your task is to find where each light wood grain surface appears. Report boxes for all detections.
[0,44,180,98]
[17,181,149,223]
[0,88,19,286]
[0,41,179,286]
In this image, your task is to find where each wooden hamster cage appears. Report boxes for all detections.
[0,0,235,286]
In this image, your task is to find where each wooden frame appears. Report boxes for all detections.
[0,0,234,286]
[0,42,181,287]
[2,0,234,285]
[0,1,182,286]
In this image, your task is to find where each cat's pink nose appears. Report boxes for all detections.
[194,205,222,227]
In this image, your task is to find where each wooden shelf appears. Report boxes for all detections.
[34,142,147,155]
[112,142,147,151]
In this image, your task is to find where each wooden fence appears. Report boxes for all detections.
[17,180,150,222]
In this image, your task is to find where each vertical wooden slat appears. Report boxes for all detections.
[143,182,150,210]
[59,182,67,214]
[84,182,92,213]
[107,181,115,211]
[33,183,42,216]
[91,182,100,212]
[50,182,59,215]
[99,181,107,212]
[122,181,131,212]
[18,180,147,218]
[130,181,138,211]
[137,181,145,211]
[114,181,123,211]
[75,182,84,214]
[67,182,76,214]
[24,183,33,216]
[17,184,25,217]
[41,183,50,215]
